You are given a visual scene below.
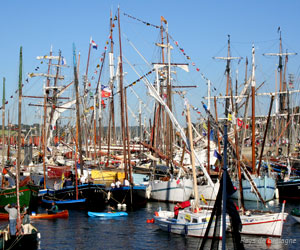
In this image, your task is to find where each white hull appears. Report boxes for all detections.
[149,178,193,202]
[155,204,287,238]
[155,209,222,238]
[232,175,276,201]
[198,182,220,201]
[239,212,287,237]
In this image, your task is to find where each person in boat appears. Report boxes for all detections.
[174,200,191,219]
[53,181,60,190]
[111,182,116,188]
[47,202,59,214]
[22,207,31,234]
[115,179,121,188]
[4,203,17,236]
[123,179,130,186]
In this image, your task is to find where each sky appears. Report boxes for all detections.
[0,0,300,128]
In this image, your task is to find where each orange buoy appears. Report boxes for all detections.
[151,218,155,223]
[146,219,151,223]
[266,238,271,245]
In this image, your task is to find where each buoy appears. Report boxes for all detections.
[266,238,271,245]
[151,218,155,223]
[146,219,151,223]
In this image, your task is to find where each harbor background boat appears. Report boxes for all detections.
[0,200,297,250]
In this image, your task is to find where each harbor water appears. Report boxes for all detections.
[0,200,299,249]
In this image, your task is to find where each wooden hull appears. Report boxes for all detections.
[108,186,147,207]
[0,184,39,213]
[277,179,300,200]
[47,165,71,179]
[149,178,193,203]
[41,184,107,210]
[0,227,40,249]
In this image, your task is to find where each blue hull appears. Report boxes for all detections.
[42,198,86,204]
[88,211,128,217]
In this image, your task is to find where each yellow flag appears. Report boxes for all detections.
[228,113,232,121]
[161,16,167,24]
[203,122,208,131]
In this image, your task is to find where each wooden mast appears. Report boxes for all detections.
[16,46,22,234]
[207,80,211,175]
[73,44,84,176]
[186,102,199,211]
[1,77,5,187]
[42,46,52,189]
[251,45,256,174]
[124,87,133,184]
[117,7,128,178]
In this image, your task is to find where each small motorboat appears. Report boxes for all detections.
[291,208,300,223]
[87,211,128,218]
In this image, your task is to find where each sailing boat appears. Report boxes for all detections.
[0,64,39,215]
[41,45,107,210]
[0,47,40,249]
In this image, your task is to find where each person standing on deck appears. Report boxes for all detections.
[4,203,17,235]
[22,208,31,234]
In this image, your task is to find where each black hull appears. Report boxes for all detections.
[108,186,147,208]
[0,232,39,250]
[277,179,300,200]
[42,184,107,210]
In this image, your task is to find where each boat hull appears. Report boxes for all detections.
[0,184,39,213]
[232,176,276,201]
[277,179,300,200]
[88,211,128,217]
[108,185,147,207]
[41,183,107,210]
[149,178,193,203]
[154,210,222,238]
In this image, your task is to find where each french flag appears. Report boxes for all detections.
[91,40,98,50]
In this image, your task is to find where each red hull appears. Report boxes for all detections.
[47,165,71,179]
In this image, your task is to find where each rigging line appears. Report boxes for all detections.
[122,32,152,68]
[128,85,152,114]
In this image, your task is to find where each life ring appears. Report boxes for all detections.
[267,151,272,157]
[278,147,282,155]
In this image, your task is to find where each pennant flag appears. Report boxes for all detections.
[214,150,222,161]
[203,122,208,131]
[228,113,232,121]
[91,40,98,49]
[101,85,111,98]
[61,56,67,65]
[161,16,167,24]
[237,118,244,128]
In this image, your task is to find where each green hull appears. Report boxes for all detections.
[0,185,39,213]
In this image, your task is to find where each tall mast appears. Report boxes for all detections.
[186,102,199,211]
[73,44,84,176]
[207,80,211,175]
[165,20,173,167]
[213,35,242,96]
[1,77,5,188]
[124,88,132,184]
[16,46,23,234]
[107,10,116,166]
[42,46,52,189]
[251,45,256,174]
[117,6,128,178]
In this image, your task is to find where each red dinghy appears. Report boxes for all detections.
[0,210,69,220]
